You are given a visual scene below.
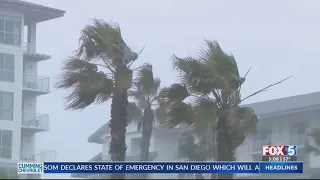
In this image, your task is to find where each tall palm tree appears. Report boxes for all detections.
[128,64,162,179]
[56,19,139,179]
[158,40,289,179]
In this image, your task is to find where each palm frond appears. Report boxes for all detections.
[192,97,217,131]
[199,40,240,81]
[172,55,214,94]
[159,83,189,103]
[229,107,258,148]
[150,78,161,98]
[164,102,195,128]
[77,19,137,67]
[135,64,154,91]
[57,60,114,110]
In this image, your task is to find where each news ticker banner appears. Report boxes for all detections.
[18,162,303,174]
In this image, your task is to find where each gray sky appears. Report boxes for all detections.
[24,0,320,178]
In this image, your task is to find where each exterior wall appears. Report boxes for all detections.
[0,2,53,175]
[235,108,320,178]
[94,103,320,179]
[0,7,24,163]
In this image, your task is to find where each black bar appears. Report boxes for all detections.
[261,156,297,162]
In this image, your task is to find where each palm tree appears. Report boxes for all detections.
[56,19,140,179]
[178,130,213,179]
[158,40,290,179]
[128,64,162,179]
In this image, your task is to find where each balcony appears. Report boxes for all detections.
[288,134,306,146]
[248,139,271,154]
[23,42,51,61]
[21,112,49,132]
[21,150,57,162]
[23,74,50,95]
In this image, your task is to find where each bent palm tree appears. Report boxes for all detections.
[128,64,162,179]
[56,19,138,179]
[158,40,289,179]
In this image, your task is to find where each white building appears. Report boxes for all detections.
[0,0,64,178]
[73,91,320,179]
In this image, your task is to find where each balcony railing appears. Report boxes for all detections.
[248,139,271,152]
[22,112,49,130]
[22,150,57,162]
[23,74,50,92]
[289,134,306,145]
[23,42,35,53]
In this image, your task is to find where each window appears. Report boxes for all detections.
[0,14,21,46]
[0,130,12,159]
[0,167,16,178]
[0,91,13,121]
[0,53,14,82]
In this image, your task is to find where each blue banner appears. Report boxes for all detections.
[41,162,303,174]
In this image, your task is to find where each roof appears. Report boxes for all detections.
[88,123,109,144]
[0,0,65,23]
[244,91,320,117]
[87,91,320,142]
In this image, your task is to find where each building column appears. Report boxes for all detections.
[27,22,36,53]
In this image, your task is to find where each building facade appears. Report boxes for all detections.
[0,0,64,178]
[76,91,320,179]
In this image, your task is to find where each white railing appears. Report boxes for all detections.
[22,112,49,130]
[22,150,57,162]
[23,42,35,53]
[23,74,50,92]
[23,42,30,52]
[248,139,271,153]
[288,134,306,145]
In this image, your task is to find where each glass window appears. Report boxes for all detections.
[4,54,14,71]
[0,53,14,83]
[1,147,11,159]
[4,33,14,45]
[0,130,2,146]
[0,18,3,32]
[0,129,12,159]
[8,168,17,178]
[4,18,14,33]
[14,19,20,34]
[0,92,13,121]
[0,54,3,69]
[2,72,13,82]
[2,92,13,109]
[1,110,13,120]
[0,32,3,43]
[0,14,21,46]
[2,130,12,148]
[14,35,20,46]
[0,167,7,176]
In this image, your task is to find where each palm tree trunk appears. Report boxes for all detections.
[216,110,235,179]
[109,90,128,179]
[139,108,154,179]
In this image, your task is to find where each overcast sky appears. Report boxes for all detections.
[23,0,320,178]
